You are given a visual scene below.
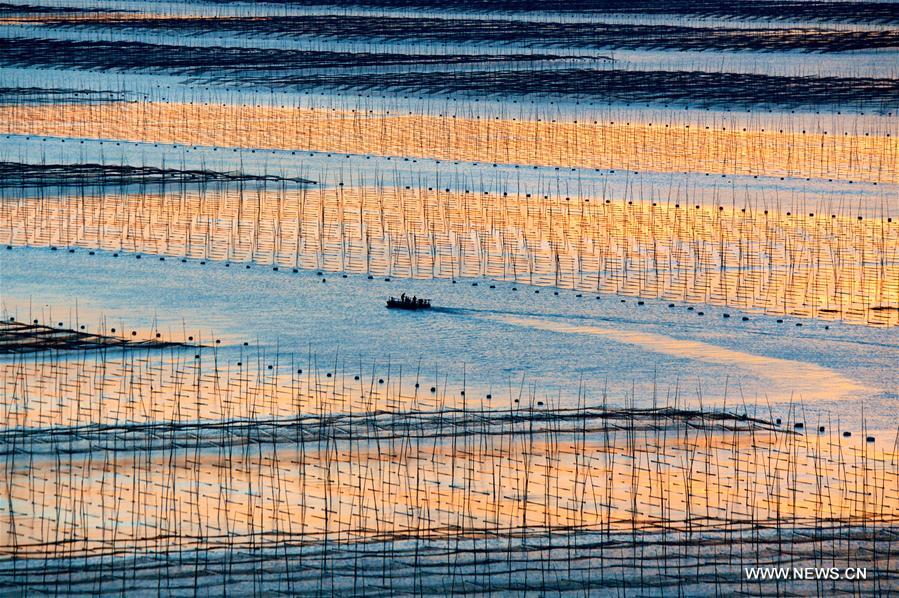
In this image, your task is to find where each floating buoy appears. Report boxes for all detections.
[794,422,804,429]
[775,418,781,425]
[637,300,644,305]
[742,317,749,321]
[843,431,851,437]
[378,378,384,384]
[430,386,436,393]
[486,394,492,399]
[723,313,730,318]
[867,436,875,443]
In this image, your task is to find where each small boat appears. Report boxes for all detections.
[387,295,431,310]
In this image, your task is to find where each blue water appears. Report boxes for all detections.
[3,245,896,433]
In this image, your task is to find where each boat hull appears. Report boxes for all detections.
[386,299,431,310]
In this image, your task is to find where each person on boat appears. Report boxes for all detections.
[401,293,406,302]
[412,296,417,305]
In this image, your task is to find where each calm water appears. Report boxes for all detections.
[3,245,896,433]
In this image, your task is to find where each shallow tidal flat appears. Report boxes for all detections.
[1,0,898,595]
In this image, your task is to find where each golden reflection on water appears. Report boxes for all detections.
[1,421,896,558]
[1,11,896,592]
[3,185,896,325]
[1,352,895,559]
[0,352,446,429]
[1,102,895,183]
